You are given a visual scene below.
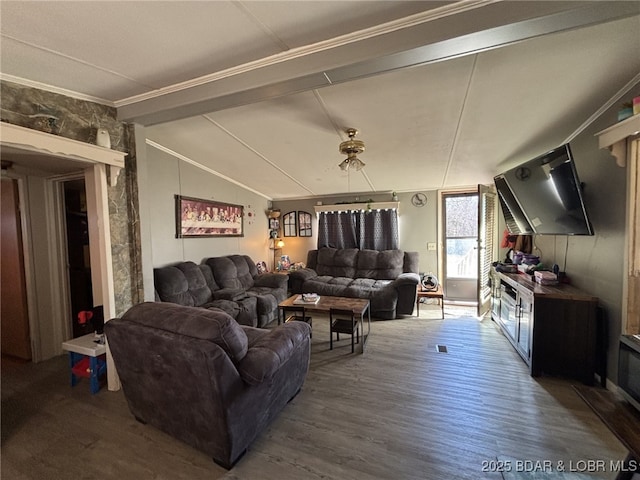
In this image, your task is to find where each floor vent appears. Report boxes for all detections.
[436,345,448,353]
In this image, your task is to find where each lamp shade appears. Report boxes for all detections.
[276,239,285,248]
[351,157,365,171]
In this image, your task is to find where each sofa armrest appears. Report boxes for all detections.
[212,288,247,301]
[393,272,420,287]
[393,273,420,315]
[253,273,288,290]
[237,322,311,385]
[287,268,318,281]
[287,268,318,294]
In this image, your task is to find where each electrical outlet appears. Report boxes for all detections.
[427,242,437,251]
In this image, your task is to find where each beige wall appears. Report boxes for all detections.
[143,145,271,270]
[533,85,640,383]
[272,190,440,275]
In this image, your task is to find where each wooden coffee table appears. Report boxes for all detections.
[278,295,371,353]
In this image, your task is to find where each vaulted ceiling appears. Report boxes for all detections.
[1,1,639,199]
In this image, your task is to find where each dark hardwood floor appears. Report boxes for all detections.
[1,304,626,479]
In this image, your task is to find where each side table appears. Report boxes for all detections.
[416,285,445,319]
[61,334,107,394]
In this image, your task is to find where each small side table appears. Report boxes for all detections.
[416,285,445,319]
[61,334,107,394]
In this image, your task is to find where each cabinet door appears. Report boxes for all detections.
[517,291,533,360]
[500,286,518,342]
[490,276,501,322]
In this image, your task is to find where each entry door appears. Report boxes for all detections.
[477,184,496,318]
[1,178,32,360]
[443,191,478,302]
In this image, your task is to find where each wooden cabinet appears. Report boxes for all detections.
[491,269,599,384]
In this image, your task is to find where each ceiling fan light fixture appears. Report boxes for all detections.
[338,128,366,171]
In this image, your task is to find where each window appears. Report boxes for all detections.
[282,211,296,237]
[298,211,312,237]
[444,194,478,279]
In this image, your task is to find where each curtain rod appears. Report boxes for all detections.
[313,201,399,213]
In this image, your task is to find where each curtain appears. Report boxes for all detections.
[318,209,398,250]
[317,211,358,249]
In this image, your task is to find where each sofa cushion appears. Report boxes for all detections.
[121,302,248,362]
[198,264,220,292]
[246,288,279,316]
[349,278,393,289]
[344,282,397,313]
[316,247,358,278]
[207,255,255,290]
[175,262,213,306]
[302,276,353,297]
[154,266,194,306]
[153,262,213,307]
[241,325,269,348]
[356,249,404,280]
[202,299,241,319]
[237,322,311,385]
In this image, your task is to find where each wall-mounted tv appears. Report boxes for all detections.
[494,144,594,235]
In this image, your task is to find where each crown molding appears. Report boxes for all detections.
[145,139,271,200]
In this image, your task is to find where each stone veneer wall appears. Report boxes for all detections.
[0,80,143,315]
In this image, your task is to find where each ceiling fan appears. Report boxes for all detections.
[338,128,365,171]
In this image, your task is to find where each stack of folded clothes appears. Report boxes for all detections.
[534,271,558,285]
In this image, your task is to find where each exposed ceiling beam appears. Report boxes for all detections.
[118,2,639,127]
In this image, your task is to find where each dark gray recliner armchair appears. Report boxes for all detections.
[105,302,311,469]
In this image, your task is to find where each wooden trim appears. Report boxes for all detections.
[1,122,125,170]
[84,165,120,391]
[597,115,640,150]
[626,139,640,334]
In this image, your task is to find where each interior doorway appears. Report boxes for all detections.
[63,179,94,338]
[1,122,122,390]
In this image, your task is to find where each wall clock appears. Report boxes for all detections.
[411,193,428,207]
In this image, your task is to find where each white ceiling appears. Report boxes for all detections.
[1,1,639,199]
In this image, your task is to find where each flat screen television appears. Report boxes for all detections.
[494,144,594,235]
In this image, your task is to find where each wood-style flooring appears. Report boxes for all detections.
[1,304,627,480]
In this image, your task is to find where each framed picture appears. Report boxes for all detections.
[268,218,280,231]
[176,195,244,238]
[298,211,312,237]
[283,211,297,237]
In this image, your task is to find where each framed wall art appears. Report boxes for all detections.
[176,195,244,238]
[282,211,297,237]
[298,211,312,237]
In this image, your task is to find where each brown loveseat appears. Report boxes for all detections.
[105,302,311,469]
